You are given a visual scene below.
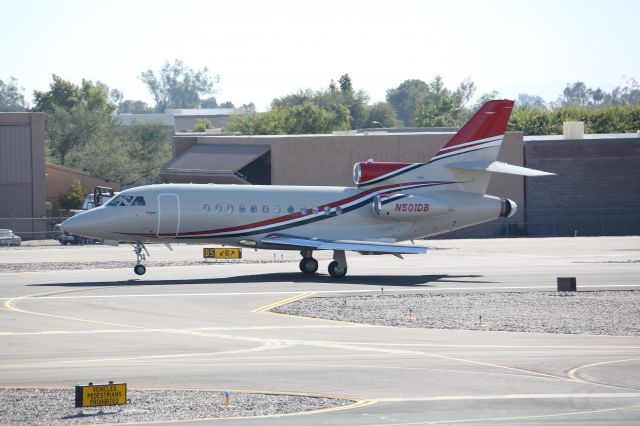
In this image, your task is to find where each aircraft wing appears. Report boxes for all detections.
[261,234,427,254]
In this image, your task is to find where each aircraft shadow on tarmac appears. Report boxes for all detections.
[31,273,495,288]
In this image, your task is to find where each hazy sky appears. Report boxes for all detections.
[2,0,639,110]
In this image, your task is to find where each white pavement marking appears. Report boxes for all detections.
[375,392,640,402]
[2,283,640,302]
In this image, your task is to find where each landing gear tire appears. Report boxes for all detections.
[328,260,347,278]
[134,264,146,275]
[299,258,318,275]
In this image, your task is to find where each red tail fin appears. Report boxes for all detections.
[439,99,514,150]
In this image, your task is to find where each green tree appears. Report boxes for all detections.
[508,106,557,135]
[413,76,476,127]
[58,179,85,210]
[228,110,284,135]
[386,79,430,126]
[139,60,219,112]
[45,103,108,165]
[0,76,27,111]
[191,119,214,132]
[68,122,172,186]
[200,96,218,108]
[117,100,154,114]
[365,102,401,127]
[34,75,117,165]
[517,93,546,108]
[33,75,115,116]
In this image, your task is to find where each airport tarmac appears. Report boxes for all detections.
[1,237,639,425]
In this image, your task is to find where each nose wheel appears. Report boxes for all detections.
[131,241,149,275]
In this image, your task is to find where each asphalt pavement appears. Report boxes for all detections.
[1,237,639,425]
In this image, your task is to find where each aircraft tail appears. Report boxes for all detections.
[423,99,515,193]
[353,99,553,195]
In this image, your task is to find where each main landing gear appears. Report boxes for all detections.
[298,249,348,278]
[131,241,149,275]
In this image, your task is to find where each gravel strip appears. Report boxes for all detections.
[274,291,640,336]
[0,260,295,273]
[0,388,352,425]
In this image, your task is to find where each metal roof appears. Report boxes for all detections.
[160,144,270,177]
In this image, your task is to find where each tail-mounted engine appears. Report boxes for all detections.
[372,194,449,220]
[353,161,415,187]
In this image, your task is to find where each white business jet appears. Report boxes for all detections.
[62,100,553,277]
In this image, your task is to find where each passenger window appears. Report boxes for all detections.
[131,196,146,206]
[227,204,234,213]
[239,204,246,213]
[250,205,257,213]
[287,206,294,214]
[262,205,269,213]
[214,204,222,213]
[274,205,281,214]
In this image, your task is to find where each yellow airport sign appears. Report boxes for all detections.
[203,247,242,259]
[75,382,127,408]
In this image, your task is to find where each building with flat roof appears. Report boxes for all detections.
[0,112,46,238]
[116,108,246,133]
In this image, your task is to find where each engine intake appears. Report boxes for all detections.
[353,161,415,186]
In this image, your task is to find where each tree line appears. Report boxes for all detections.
[226,76,640,135]
[1,61,639,188]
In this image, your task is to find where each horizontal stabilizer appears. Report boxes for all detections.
[262,235,426,254]
[447,160,555,177]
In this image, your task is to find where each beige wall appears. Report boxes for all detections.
[0,112,46,237]
[45,163,121,215]
[169,131,525,232]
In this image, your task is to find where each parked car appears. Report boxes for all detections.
[0,229,21,246]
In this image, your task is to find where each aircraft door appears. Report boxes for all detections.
[157,194,180,238]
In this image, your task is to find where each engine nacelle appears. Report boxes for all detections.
[500,198,518,218]
[353,161,415,186]
[373,194,450,220]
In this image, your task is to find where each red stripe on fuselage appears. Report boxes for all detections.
[166,181,448,237]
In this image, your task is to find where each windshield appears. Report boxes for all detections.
[106,195,146,207]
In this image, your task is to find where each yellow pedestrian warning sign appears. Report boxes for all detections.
[75,382,127,408]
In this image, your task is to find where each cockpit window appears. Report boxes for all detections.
[106,195,145,207]
[131,196,146,206]
[107,195,124,206]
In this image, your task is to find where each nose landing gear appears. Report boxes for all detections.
[131,241,149,275]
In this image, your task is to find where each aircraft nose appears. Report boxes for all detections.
[61,212,96,237]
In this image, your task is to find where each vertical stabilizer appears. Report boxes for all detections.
[422,99,515,194]
[353,100,515,194]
